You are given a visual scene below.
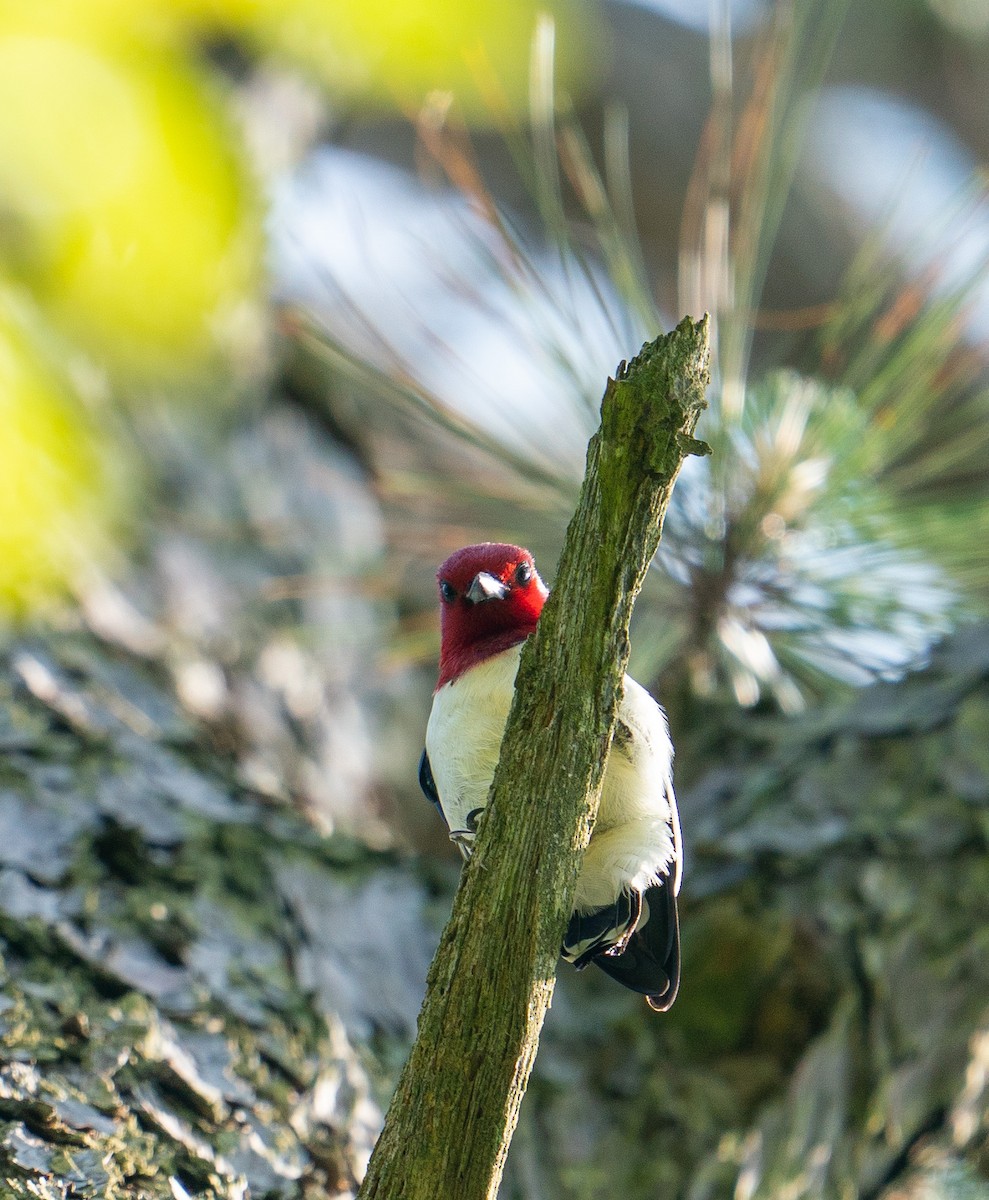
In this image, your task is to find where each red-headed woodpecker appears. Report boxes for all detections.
[420,542,681,1011]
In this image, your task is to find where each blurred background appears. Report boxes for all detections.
[2,0,989,1197]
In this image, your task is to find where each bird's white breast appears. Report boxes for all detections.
[424,644,680,912]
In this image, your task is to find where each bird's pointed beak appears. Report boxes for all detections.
[465,571,509,604]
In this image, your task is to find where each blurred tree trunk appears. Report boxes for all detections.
[0,632,416,1198]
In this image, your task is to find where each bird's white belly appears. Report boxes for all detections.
[424,644,678,912]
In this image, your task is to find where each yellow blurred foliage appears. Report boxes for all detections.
[0,11,260,378]
[0,0,604,613]
[0,292,120,615]
[0,0,604,118]
[0,0,601,385]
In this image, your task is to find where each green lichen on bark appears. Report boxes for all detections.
[358,317,711,1200]
[0,636,418,1198]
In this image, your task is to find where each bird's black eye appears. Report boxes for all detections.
[515,561,532,586]
[439,580,456,603]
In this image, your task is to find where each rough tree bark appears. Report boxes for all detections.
[357,316,712,1200]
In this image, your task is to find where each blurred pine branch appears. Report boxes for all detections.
[281,0,988,713]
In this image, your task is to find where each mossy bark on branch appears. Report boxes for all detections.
[357,316,712,1200]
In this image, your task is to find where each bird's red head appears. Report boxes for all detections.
[435,543,548,687]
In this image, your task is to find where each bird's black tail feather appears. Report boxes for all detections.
[591,883,680,1012]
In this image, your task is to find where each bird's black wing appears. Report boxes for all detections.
[591,881,681,1012]
[418,749,442,815]
[418,750,481,861]
[564,890,639,968]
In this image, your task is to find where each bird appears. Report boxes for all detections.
[419,541,681,1011]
